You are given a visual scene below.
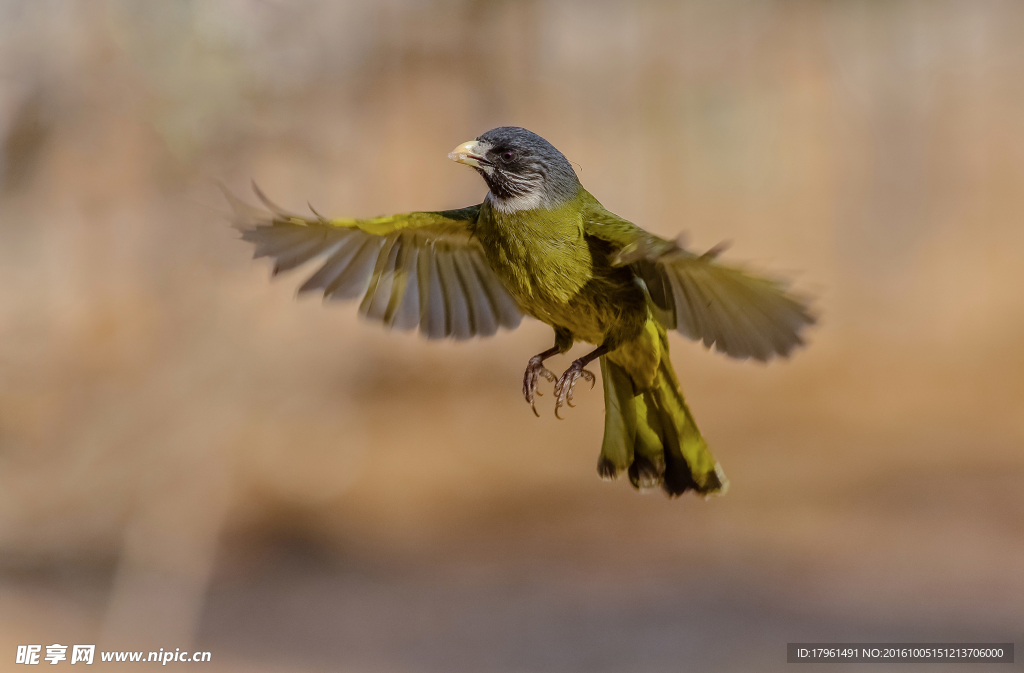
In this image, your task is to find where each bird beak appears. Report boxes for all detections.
[448,140,488,168]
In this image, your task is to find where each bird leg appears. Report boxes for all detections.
[524,329,574,417]
[554,345,610,419]
[523,345,561,417]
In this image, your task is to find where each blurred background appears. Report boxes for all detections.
[1,0,1022,670]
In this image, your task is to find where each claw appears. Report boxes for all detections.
[553,359,596,418]
[523,355,557,416]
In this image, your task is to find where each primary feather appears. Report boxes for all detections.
[222,183,522,340]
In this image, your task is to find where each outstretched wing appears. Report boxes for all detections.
[225,183,522,340]
[584,200,815,362]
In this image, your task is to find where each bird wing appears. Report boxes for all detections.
[225,183,523,340]
[583,200,815,362]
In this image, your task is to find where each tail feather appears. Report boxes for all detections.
[632,391,669,489]
[597,356,636,479]
[598,331,727,497]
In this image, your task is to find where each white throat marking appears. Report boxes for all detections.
[486,190,544,214]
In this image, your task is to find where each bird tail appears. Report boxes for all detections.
[597,327,728,497]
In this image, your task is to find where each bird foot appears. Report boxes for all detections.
[553,359,596,419]
[523,355,557,417]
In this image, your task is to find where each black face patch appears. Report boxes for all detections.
[486,146,523,173]
[487,165,533,200]
[474,127,581,206]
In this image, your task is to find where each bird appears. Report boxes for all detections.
[225,126,814,498]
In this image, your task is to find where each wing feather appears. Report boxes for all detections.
[272,236,344,275]
[436,247,472,340]
[470,254,523,330]
[665,266,702,342]
[453,251,498,336]
[689,266,766,359]
[243,225,330,260]
[296,233,368,294]
[419,247,447,339]
[324,236,384,300]
[657,254,814,360]
[582,199,814,361]
[226,184,523,340]
[360,233,402,321]
[392,248,421,331]
[713,268,802,356]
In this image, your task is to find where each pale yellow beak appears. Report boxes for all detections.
[448,140,489,168]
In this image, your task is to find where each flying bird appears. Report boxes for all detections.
[226,126,814,498]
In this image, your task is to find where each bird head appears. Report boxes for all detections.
[449,127,580,213]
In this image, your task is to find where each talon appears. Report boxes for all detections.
[523,354,557,414]
[553,359,596,417]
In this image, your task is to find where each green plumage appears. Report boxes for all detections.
[471,190,724,494]
[229,126,813,498]
[475,191,649,348]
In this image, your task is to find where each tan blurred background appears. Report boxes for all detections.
[1,0,1022,671]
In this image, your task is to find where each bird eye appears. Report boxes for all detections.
[501,150,515,162]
